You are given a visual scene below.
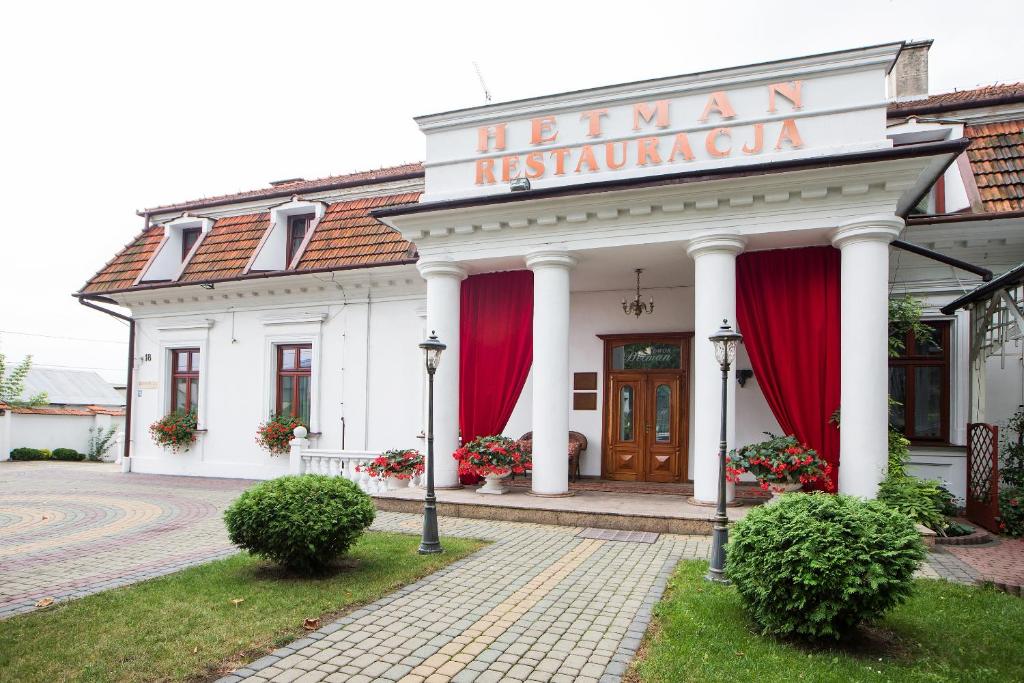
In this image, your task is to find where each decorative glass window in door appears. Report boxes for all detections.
[612,342,682,370]
[619,385,634,441]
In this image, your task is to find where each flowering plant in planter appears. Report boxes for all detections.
[726,432,834,493]
[357,449,425,480]
[256,414,307,455]
[149,411,198,453]
[453,435,531,478]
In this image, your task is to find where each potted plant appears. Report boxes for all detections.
[726,432,833,501]
[453,435,531,495]
[149,411,198,453]
[256,414,308,455]
[357,449,424,489]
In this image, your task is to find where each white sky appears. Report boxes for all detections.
[0,0,1018,384]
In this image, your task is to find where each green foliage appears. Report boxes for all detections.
[224,475,376,574]
[87,425,119,461]
[727,493,925,640]
[888,427,910,478]
[888,296,935,358]
[1000,406,1024,489]
[50,448,85,462]
[9,447,50,461]
[998,487,1024,537]
[0,353,47,407]
[149,411,197,453]
[877,475,947,531]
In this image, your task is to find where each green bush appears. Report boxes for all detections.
[9,447,50,461]
[998,487,1024,537]
[727,493,925,640]
[51,448,86,461]
[877,475,947,531]
[224,475,375,574]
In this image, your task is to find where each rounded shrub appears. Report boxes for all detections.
[9,447,50,461]
[726,492,926,640]
[51,448,86,461]
[224,475,375,574]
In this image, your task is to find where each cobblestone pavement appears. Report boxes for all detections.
[221,512,980,683]
[0,461,253,619]
[946,537,1024,588]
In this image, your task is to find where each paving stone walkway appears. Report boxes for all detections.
[0,461,252,618]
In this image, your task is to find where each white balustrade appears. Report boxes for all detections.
[288,426,420,494]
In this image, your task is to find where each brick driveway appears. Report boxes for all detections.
[0,461,253,619]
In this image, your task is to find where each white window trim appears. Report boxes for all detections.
[159,337,210,431]
[138,215,214,284]
[248,199,326,273]
[262,320,324,435]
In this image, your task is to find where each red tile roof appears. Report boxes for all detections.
[146,162,424,214]
[82,226,165,294]
[965,120,1024,212]
[888,83,1024,117]
[178,212,270,283]
[297,193,419,270]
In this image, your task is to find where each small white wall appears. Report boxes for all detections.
[9,414,97,453]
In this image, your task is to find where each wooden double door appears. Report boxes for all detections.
[601,334,690,483]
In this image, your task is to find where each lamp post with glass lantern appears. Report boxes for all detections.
[418,331,446,554]
[705,319,742,583]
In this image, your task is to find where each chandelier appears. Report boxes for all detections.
[622,268,654,318]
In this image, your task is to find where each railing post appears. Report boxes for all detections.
[289,426,309,475]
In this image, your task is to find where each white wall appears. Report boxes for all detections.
[6,413,123,457]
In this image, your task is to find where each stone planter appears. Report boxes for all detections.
[477,472,511,495]
[386,476,412,491]
[768,482,803,503]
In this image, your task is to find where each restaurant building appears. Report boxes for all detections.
[74,41,1024,503]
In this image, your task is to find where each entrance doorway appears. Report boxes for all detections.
[599,333,691,483]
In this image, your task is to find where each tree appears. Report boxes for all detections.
[0,353,47,407]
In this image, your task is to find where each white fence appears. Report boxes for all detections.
[288,427,419,494]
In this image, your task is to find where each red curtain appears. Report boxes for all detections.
[459,271,534,482]
[736,246,841,490]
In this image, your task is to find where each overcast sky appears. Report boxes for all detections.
[0,0,1018,384]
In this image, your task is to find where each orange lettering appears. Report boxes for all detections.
[774,119,804,150]
[477,123,507,152]
[668,133,695,162]
[706,128,731,158]
[475,158,496,185]
[742,123,764,155]
[550,148,571,176]
[632,101,670,130]
[605,141,628,170]
[575,145,599,173]
[637,137,661,165]
[525,151,545,179]
[580,108,609,137]
[768,81,802,113]
[698,91,736,123]
[501,155,520,182]
[530,116,558,145]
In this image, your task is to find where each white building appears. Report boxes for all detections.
[76,41,1023,502]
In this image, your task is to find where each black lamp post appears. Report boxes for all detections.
[418,331,446,554]
[705,319,742,584]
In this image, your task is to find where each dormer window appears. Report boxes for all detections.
[182,227,201,260]
[287,214,313,267]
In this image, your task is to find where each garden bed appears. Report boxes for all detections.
[629,560,1024,682]
[0,532,485,683]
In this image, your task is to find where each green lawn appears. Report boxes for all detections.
[632,561,1024,683]
[0,532,485,683]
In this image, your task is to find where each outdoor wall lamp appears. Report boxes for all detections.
[736,369,753,387]
[418,331,446,554]
[706,319,742,584]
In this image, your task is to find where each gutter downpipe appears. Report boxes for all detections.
[891,239,993,282]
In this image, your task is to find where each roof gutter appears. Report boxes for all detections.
[940,261,1024,314]
[907,208,1024,225]
[76,294,135,467]
[891,239,993,281]
[888,93,1024,118]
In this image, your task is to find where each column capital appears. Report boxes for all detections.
[830,215,904,249]
[417,258,467,280]
[525,248,577,271]
[685,230,746,259]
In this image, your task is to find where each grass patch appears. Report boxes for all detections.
[631,560,1024,682]
[0,532,485,682]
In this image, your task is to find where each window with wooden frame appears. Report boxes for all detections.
[170,348,200,414]
[286,214,312,267]
[276,343,312,424]
[181,227,201,261]
[888,321,951,443]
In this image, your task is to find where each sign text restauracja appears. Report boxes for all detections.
[474,82,805,185]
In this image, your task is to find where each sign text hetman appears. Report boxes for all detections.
[474,82,804,185]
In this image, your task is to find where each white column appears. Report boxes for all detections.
[831,215,903,498]
[687,231,746,504]
[418,258,467,488]
[526,248,577,496]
